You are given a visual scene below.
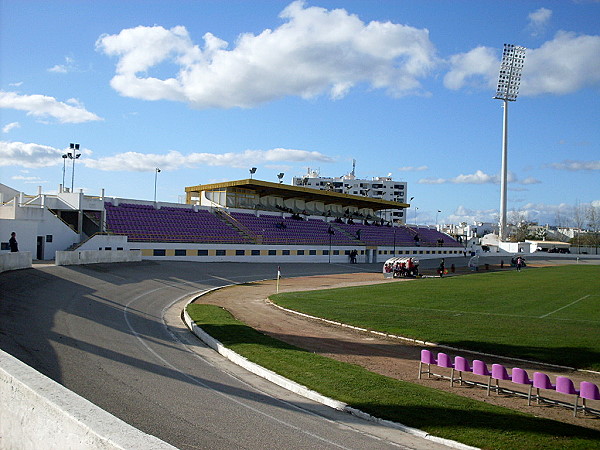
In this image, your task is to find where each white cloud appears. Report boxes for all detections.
[0,140,333,172]
[547,160,600,171]
[0,141,64,168]
[528,8,552,37]
[417,170,537,185]
[96,1,438,108]
[398,165,428,171]
[521,176,542,185]
[11,175,46,184]
[443,46,498,90]
[2,122,20,133]
[84,147,334,171]
[445,31,600,96]
[522,31,600,95]
[0,91,102,124]
[446,205,498,224]
[48,56,77,74]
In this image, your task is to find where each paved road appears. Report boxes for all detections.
[0,261,450,449]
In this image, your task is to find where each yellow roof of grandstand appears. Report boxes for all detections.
[185,179,409,211]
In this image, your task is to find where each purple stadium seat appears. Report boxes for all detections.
[532,372,555,405]
[473,360,492,391]
[579,381,600,416]
[418,349,437,379]
[437,352,455,385]
[556,376,580,417]
[453,356,472,386]
[490,364,512,396]
[511,368,534,403]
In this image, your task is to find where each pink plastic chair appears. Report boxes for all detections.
[418,349,437,379]
[437,352,455,385]
[556,376,580,417]
[490,364,512,396]
[511,368,533,403]
[579,382,600,416]
[532,372,556,406]
[472,360,492,391]
[453,356,472,386]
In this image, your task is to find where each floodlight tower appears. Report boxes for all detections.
[494,44,526,242]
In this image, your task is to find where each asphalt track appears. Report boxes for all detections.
[0,261,455,450]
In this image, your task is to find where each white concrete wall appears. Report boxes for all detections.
[126,242,465,264]
[77,234,130,251]
[0,349,175,450]
[55,249,142,266]
[1,211,79,260]
[0,251,32,273]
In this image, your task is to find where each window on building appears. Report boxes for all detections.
[282,250,290,255]
[153,249,166,256]
[268,249,276,256]
[175,249,186,256]
[236,250,245,256]
[216,249,226,256]
[309,250,316,255]
[297,250,305,255]
[198,249,209,256]
[251,249,260,256]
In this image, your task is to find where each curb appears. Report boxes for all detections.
[182,284,478,450]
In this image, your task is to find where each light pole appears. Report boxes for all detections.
[436,210,441,227]
[154,168,161,202]
[249,167,257,179]
[67,143,81,192]
[494,44,526,242]
[61,154,68,190]
[277,172,284,183]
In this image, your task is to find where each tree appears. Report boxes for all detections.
[572,202,586,253]
[586,204,600,254]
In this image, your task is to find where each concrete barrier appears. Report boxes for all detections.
[55,249,142,266]
[0,349,175,450]
[0,251,32,273]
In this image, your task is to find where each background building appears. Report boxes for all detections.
[292,163,408,224]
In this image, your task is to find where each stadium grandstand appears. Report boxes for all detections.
[1,180,464,263]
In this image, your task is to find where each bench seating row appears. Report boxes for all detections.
[418,349,600,417]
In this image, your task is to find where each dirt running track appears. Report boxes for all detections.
[194,271,600,431]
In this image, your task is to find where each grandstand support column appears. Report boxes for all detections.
[78,190,84,242]
[100,189,106,232]
[499,100,508,242]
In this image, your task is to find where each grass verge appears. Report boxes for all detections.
[271,266,600,370]
[187,303,600,450]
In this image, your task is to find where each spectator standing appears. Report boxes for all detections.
[516,256,523,272]
[9,232,18,252]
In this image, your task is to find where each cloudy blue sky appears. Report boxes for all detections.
[1,1,599,226]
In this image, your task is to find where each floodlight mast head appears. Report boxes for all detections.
[494,44,526,102]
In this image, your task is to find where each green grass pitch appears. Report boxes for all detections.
[271,265,600,370]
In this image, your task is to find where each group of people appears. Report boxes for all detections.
[349,249,359,264]
[383,258,419,277]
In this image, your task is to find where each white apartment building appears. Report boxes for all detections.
[292,167,408,224]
